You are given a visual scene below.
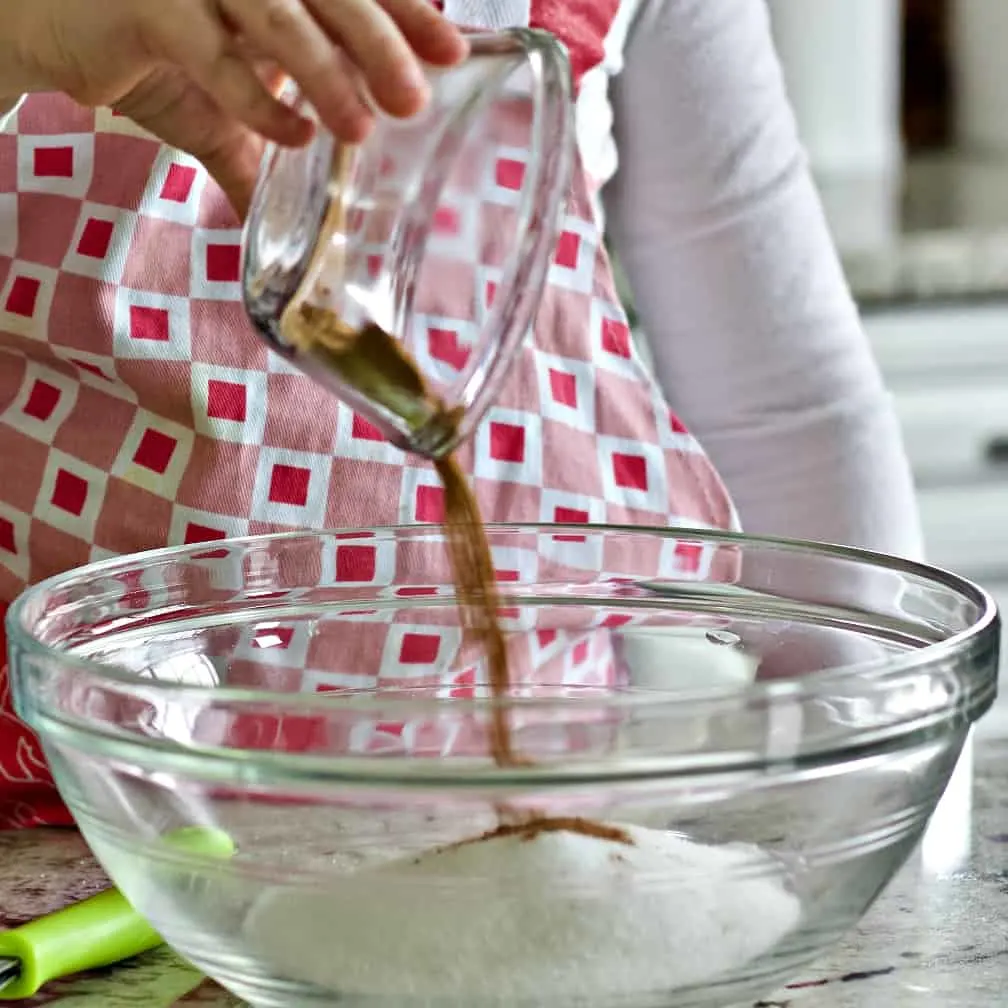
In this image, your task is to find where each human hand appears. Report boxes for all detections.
[8,0,468,214]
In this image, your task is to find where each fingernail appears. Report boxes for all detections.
[339,110,374,146]
[400,58,431,99]
[450,29,471,61]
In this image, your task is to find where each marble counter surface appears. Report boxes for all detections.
[0,731,1006,1007]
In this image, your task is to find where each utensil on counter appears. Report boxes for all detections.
[0,827,234,1000]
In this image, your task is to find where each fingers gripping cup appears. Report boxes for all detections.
[241,30,575,458]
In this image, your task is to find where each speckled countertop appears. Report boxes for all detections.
[0,723,1006,1007]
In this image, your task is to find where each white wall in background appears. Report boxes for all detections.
[767,0,903,178]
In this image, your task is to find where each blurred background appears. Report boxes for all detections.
[766,0,1008,736]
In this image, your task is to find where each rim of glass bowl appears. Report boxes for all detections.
[5,524,1000,786]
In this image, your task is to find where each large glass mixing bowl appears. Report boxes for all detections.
[6,526,1000,1008]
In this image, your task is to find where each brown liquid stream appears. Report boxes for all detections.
[283,306,629,845]
[283,306,518,765]
[434,453,519,768]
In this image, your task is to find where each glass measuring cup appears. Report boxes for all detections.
[241,29,574,458]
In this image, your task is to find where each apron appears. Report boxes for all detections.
[0,0,736,828]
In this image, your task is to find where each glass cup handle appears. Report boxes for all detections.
[449,29,575,448]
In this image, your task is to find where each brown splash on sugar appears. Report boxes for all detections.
[478,817,633,845]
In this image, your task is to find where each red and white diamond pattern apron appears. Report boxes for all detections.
[0,0,736,828]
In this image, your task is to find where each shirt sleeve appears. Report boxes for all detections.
[602,0,923,559]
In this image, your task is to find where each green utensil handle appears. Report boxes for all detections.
[0,885,160,999]
[0,826,235,1000]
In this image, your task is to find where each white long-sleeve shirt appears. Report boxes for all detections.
[584,0,921,557]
